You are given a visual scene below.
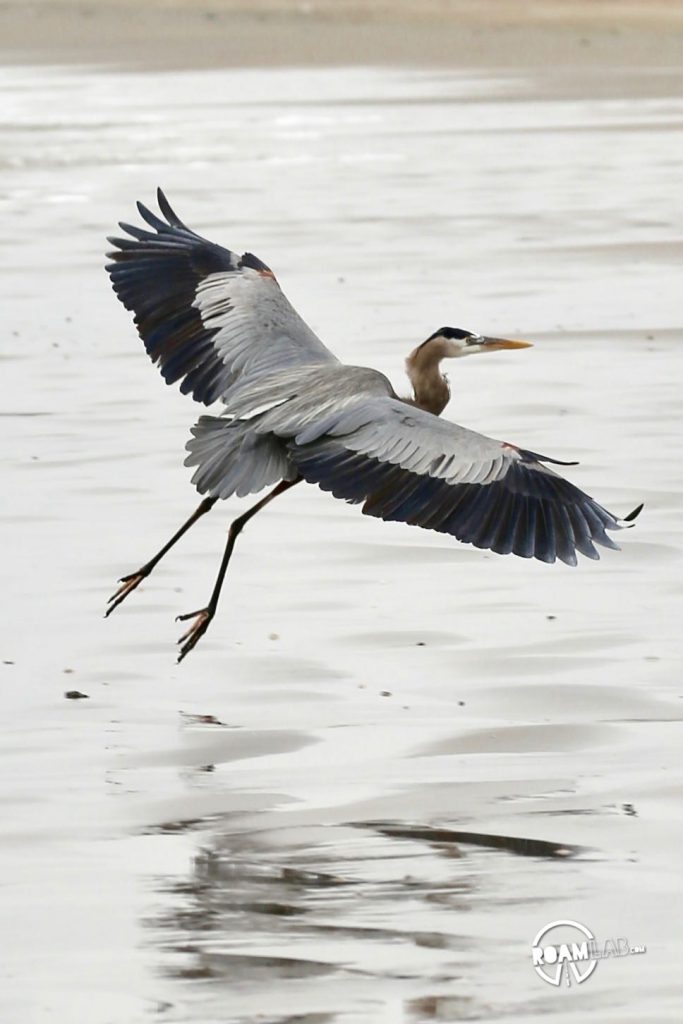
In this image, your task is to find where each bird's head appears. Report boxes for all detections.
[421,326,533,358]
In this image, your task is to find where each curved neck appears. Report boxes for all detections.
[405,339,451,416]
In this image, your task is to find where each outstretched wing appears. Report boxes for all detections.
[105,189,338,406]
[278,392,640,565]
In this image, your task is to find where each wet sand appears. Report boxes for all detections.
[1,7,683,1023]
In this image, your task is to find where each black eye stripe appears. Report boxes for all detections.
[418,327,482,350]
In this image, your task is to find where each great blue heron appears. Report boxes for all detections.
[105,189,641,661]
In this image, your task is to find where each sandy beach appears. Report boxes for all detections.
[2,0,683,73]
[1,3,682,1022]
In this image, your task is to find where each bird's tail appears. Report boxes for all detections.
[184,416,296,499]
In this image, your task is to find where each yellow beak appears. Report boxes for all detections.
[480,336,534,351]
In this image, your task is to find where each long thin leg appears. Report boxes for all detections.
[106,496,218,617]
[176,477,300,663]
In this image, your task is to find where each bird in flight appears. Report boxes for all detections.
[105,190,641,661]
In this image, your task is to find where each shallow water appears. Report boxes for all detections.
[1,62,682,1022]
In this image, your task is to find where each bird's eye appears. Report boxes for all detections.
[465,334,483,345]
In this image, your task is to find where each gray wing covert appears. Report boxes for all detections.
[106,189,338,407]
[278,395,637,565]
[183,364,394,501]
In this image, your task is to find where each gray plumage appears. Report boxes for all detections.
[185,416,297,499]
[105,190,642,660]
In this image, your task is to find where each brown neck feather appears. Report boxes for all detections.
[404,338,451,416]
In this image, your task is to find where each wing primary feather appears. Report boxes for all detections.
[581,503,620,550]
[518,447,580,466]
[490,490,520,556]
[549,502,578,567]
[449,485,498,543]
[418,481,466,531]
[361,465,419,516]
[157,188,191,230]
[512,497,536,559]
[400,477,446,526]
[473,485,512,552]
[366,473,423,521]
[566,506,599,560]
[484,479,518,545]
[117,222,163,242]
[136,200,169,232]
[439,483,484,534]
[535,499,557,563]
[623,503,644,523]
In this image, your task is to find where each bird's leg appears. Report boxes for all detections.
[106,496,218,617]
[176,477,301,663]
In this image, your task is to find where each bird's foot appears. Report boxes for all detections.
[105,570,148,617]
[176,607,214,663]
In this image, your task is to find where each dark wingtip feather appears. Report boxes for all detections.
[117,221,159,242]
[105,235,128,256]
[157,187,188,229]
[519,447,580,467]
[623,503,644,523]
[136,200,167,232]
